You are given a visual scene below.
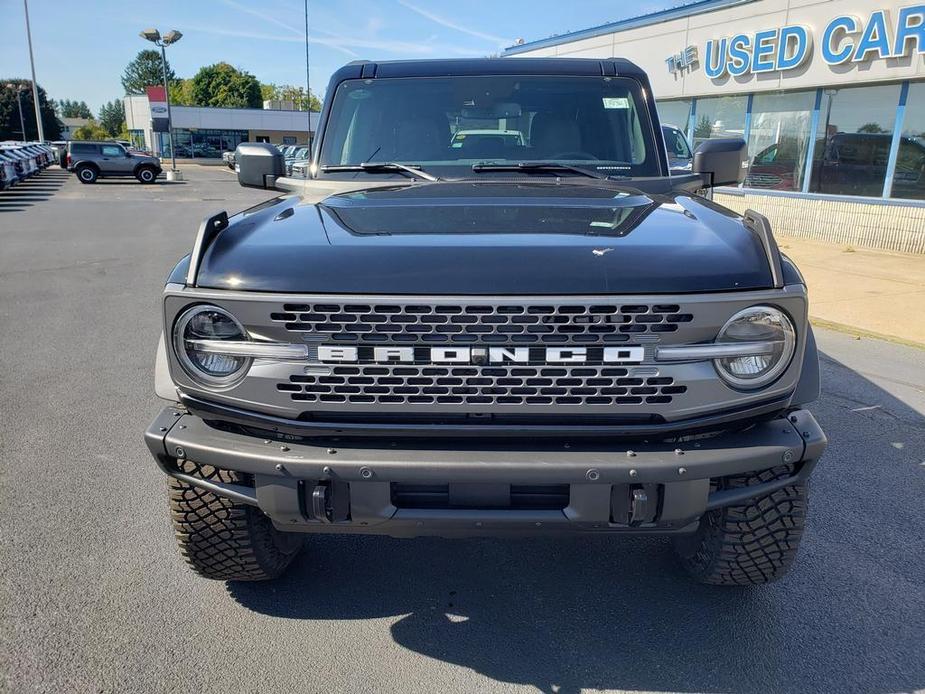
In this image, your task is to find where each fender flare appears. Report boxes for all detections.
[792,325,821,405]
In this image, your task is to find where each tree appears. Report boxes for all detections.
[694,114,713,140]
[260,82,278,103]
[121,49,176,95]
[857,122,887,134]
[57,99,92,118]
[168,78,195,106]
[190,62,262,109]
[71,119,111,140]
[98,99,125,136]
[259,82,322,111]
[0,79,62,140]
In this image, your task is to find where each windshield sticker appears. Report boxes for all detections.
[602,97,630,109]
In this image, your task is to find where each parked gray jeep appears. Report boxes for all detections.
[66,141,161,183]
[145,58,826,586]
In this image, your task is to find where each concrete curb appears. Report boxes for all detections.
[810,317,925,351]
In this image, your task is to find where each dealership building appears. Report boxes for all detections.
[505,0,925,253]
[123,93,318,161]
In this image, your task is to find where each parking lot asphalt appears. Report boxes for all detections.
[1,167,923,694]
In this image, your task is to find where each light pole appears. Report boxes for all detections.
[139,28,182,175]
[23,0,44,141]
[5,83,27,139]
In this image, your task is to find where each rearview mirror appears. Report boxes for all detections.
[693,138,748,187]
[236,142,284,189]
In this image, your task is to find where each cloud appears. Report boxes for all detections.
[397,0,512,45]
[220,0,303,37]
[310,28,436,54]
[188,25,358,57]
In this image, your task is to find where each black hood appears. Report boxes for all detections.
[196,181,774,294]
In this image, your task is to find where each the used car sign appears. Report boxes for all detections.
[700,6,925,78]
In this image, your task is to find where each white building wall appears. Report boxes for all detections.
[507,0,925,100]
[122,95,319,154]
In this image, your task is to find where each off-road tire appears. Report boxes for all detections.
[168,460,302,581]
[673,464,807,586]
[135,165,157,183]
[75,164,98,183]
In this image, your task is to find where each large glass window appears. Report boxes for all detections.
[128,129,145,151]
[891,81,925,200]
[690,95,748,149]
[160,129,248,158]
[809,84,901,197]
[656,99,692,133]
[744,91,816,192]
[320,75,662,178]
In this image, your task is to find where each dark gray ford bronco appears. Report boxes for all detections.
[67,141,162,183]
[145,58,826,585]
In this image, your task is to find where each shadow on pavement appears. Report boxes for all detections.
[94,178,186,186]
[227,349,924,694]
[0,170,69,212]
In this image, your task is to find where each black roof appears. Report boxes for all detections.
[330,57,648,83]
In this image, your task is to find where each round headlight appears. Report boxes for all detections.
[714,306,796,389]
[173,305,251,387]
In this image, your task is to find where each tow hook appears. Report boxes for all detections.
[309,481,350,523]
[630,488,655,524]
[611,483,659,525]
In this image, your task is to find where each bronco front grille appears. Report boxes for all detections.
[270,302,693,344]
[277,365,687,407]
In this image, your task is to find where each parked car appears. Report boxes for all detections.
[450,128,525,156]
[0,151,19,188]
[662,124,693,173]
[0,145,38,177]
[290,160,312,178]
[284,146,311,175]
[48,140,68,167]
[146,57,826,588]
[746,132,925,197]
[66,141,162,183]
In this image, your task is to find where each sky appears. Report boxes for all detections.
[0,0,679,116]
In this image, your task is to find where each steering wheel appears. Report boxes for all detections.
[547,151,599,161]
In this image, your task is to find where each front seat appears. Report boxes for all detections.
[393,114,448,162]
[530,113,582,159]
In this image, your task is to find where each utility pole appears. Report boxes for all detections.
[304,0,312,146]
[23,0,45,141]
[160,43,177,172]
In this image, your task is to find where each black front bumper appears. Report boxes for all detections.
[145,408,826,537]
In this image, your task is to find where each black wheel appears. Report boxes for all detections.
[136,166,157,183]
[673,465,807,586]
[168,460,303,581]
[76,164,98,183]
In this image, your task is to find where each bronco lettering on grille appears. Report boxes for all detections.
[317,345,646,364]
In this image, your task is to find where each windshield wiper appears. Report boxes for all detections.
[471,161,607,179]
[321,162,439,181]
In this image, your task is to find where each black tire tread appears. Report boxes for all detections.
[136,165,157,183]
[75,164,98,183]
[674,464,807,586]
[168,461,301,581]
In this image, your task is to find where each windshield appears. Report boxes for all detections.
[662,126,692,160]
[320,75,661,177]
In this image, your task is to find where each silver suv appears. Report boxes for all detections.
[66,141,162,184]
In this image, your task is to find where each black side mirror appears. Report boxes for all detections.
[236,142,284,189]
[693,138,748,187]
